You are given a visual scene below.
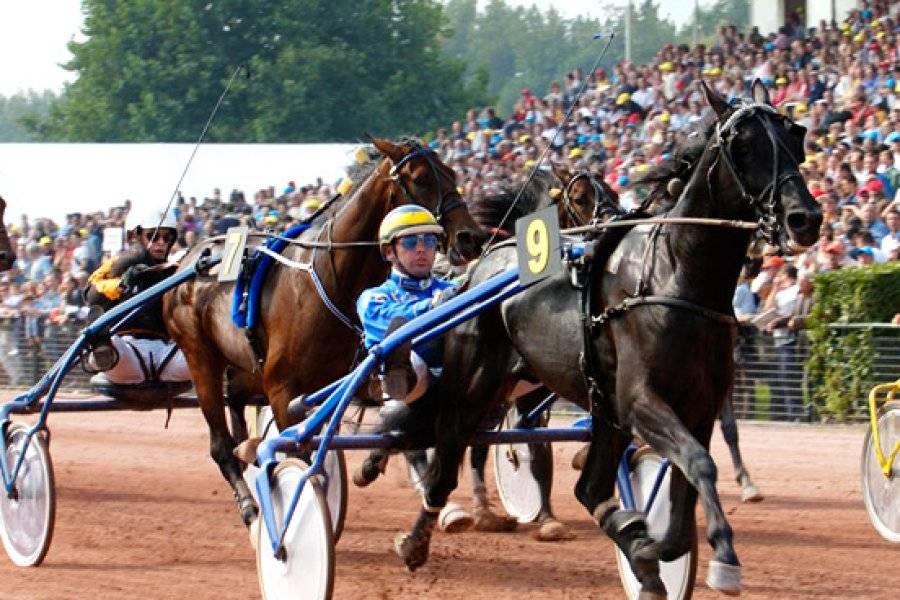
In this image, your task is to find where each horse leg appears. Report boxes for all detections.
[193,354,258,526]
[225,369,250,445]
[468,444,517,532]
[575,417,666,599]
[630,392,742,595]
[720,392,763,503]
[395,371,511,571]
[515,389,571,541]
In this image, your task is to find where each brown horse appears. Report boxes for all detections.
[163,138,484,525]
[0,196,17,271]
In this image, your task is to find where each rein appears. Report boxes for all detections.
[711,101,805,248]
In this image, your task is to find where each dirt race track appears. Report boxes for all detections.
[0,408,897,600]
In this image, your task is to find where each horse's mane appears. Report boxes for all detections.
[635,112,718,211]
[469,170,554,232]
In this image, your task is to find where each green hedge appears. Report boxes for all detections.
[806,262,900,419]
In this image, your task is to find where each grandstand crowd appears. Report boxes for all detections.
[1,1,899,382]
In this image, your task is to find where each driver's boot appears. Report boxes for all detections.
[352,399,412,487]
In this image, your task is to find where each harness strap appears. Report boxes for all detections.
[255,246,363,336]
[592,295,737,326]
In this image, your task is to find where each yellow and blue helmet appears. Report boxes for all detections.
[378,205,444,246]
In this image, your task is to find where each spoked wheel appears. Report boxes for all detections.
[861,401,900,542]
[0,423,56,567]
[257,458,334,600]
[615,447,697,600]
[256,406,347,543]
[493,404,542,523]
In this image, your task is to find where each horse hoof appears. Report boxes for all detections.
[438,503,474,533]
[740,485,764,503]
[571,444,589,471]
[394,533,429,572]
[473,507,518,532]
[234,437,262,464]
[535,519,574,542]
[706,560,742,595]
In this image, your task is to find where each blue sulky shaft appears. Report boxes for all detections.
[254,266,529,555]
[0,256,218,495]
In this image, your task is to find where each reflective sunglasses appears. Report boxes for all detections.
[397,233,439,251]
[142,229,176,244]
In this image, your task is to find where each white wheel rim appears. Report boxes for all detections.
[257,406,346,539]
[861,406,900,542]
[0,426,54,567]
[615,451,694,600]
[493,407,542,523]
[257,461,334,600]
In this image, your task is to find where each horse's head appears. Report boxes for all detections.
[702,80,822,251]
[371,137,484,265]
[551,164,619,227]
[0,196,16,272]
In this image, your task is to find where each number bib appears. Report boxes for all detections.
[515,206,562,286]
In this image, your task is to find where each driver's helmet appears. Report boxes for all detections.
[378,205,444,247]
[125,206,178,247]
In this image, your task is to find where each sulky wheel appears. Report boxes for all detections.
[0,423,56,567]
[492,404,542,523]
[257,406,347,543]
[256,458,334,600]
[615,447,697,600]
[860,401,900,542]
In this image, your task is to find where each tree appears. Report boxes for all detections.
[33,0,490,142]
[0,91,58,142]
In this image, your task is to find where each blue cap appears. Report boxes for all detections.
[590,133,602,142]
[577,134,589,144]
[885,131,900,144]
[849,246,875,259]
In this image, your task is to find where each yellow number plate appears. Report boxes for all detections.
[515,206,561,285]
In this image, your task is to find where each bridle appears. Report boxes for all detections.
[711,101,806,248]
[561,170,609,227]
[388,146,466,225]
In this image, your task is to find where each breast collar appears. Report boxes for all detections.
[390,269,434,292]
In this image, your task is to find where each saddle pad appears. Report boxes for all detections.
[231,223,311,328]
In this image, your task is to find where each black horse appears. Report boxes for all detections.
[393,81,821,598]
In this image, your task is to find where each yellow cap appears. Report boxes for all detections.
[660,111,671,123]
[354,146,369,164]
[301,199,321,211]
[524,159,536,169]
[264,215,279,224]
[775,77,787,85]
[548,188,562,199]
[877,31,886,39]
[378,205,443,245]
[336,177,353,196]
[703,67,722,77]
[569,148,583,159]
[519,134,531,143]
[466,131,477,141]
[659,61,674,72]
[39,235,52,246]
[794,103,807,114]
[853,32,865,43]
[616,92,631,105]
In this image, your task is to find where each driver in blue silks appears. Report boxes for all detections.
[353,205,456,486]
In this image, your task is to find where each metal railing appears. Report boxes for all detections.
[0,315,896,422]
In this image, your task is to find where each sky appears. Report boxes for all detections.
[0,1,710,97]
